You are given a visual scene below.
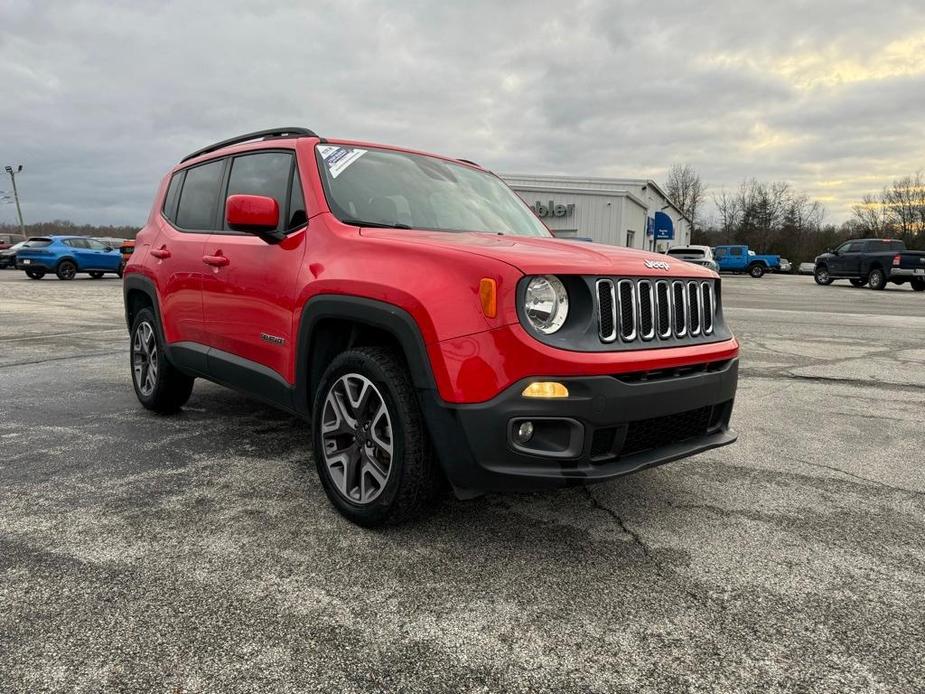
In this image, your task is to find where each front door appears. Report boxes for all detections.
[201,150,308,382]
[829,241,857,275]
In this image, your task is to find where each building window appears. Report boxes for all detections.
[625,230,635,248]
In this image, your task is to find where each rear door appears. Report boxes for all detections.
[62,238,95,269]
[201,150,308,381]
[156,159,226,346]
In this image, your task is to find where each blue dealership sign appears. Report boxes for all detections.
[653,211,674,240]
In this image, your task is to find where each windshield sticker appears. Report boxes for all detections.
[319,145,367,178]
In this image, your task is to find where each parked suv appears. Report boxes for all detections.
[124,128,739,525]
[16,235,123,279]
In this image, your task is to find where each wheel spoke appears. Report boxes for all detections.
[360,453,388,503]
[322,389,357,435]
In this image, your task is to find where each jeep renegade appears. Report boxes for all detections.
[124,127,739,526]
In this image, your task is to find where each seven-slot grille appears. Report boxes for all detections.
[596,278,716,344]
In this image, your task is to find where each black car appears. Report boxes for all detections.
[814,238,925,291]
[0,239,30,269]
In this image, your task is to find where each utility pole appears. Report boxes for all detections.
[4,165,25,238]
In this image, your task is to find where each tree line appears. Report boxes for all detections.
[0,219,138,240]
[665,164,925,266]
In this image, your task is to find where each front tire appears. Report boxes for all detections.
[814,265,833,285]
[56,260,77,280]
[850,278,867,287]
[312,346,439,526]
[130,308,194,414]
[868,268,887,290]
[25,269,45,279]
[748,263,765,278]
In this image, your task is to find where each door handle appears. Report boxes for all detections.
[151,246,171,259]
[202,254,229,267]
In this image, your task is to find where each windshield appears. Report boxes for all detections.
[667,248,705,258]
[316,145,551,237]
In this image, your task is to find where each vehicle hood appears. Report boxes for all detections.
[359,229,716,278]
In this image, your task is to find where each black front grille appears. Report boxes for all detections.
[597,281,614,340]
[688,282,701,335]
[590,427,617,460]
[617,280,635,340]
[619,406,713,457]
[638,281,654,339]
[672,281,687,336]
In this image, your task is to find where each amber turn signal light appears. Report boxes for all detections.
[521,382,569,398]
[479,278,497,318]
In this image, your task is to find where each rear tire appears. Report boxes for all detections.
[849,278,867,287]
[25,269,45,279]
[868,268,886,290]
[89,271,104,279]
[312,346,439,526]
[56,260,77,280]
[130,308,194,414]
[814,265,833,285]
[912,278,925,292]
[748,263,765,278]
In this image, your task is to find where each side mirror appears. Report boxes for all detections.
[226,194,280,234]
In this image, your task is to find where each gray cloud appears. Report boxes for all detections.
[2,0,924,226]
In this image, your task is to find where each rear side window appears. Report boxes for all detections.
[163,172,184,223]
[865,240,905,252]
[224,152,294,232]
[65,238,89,249]
[176,159,225,230]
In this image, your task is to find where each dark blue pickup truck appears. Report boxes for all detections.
[814,238,925,291]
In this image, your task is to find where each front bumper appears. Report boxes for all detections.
[423,357,738,496]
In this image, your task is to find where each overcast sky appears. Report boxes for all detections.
[2,0,924,227]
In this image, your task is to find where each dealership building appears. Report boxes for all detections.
[501,174,691,252]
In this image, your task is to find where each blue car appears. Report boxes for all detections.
[16,235,123,280]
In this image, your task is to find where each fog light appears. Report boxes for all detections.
[521,381,569,398]
[515,421,534,443]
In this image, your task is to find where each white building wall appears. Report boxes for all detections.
[503,174,689,251]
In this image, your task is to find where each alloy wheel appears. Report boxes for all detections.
[321,373,394,505]
[132,321,159,396]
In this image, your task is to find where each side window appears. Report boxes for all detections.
[224,152,293,232]
[288,169,307,230]
[176,159,225,230]
[86,239,107,250]
[163,171,184,223]
[731,247,744,256]
[714,247,727,258]
[65,238,89,249]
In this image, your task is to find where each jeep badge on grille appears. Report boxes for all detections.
[644,260,671,271]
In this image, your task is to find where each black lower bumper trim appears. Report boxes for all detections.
[421,358,739,497]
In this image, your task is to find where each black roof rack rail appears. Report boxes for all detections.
[457,158,481,168]
[180,127,320,163]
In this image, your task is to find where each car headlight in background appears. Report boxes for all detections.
[524,275,569,334]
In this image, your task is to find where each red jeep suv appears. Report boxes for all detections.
[124,127,739,525]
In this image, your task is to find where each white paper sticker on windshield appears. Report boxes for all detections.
[319,146,367,178]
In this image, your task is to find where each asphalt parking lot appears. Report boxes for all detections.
[1,271,923,693]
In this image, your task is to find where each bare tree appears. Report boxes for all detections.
[712,188,739,242]
[851,194,886,235]
[664,164,706,229]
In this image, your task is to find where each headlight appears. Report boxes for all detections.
[524,275,569,334]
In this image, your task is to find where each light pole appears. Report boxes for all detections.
[4,165,25,238]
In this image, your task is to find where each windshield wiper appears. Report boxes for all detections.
[341,218,412,229]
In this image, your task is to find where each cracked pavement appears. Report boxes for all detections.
[1,271,924,693]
